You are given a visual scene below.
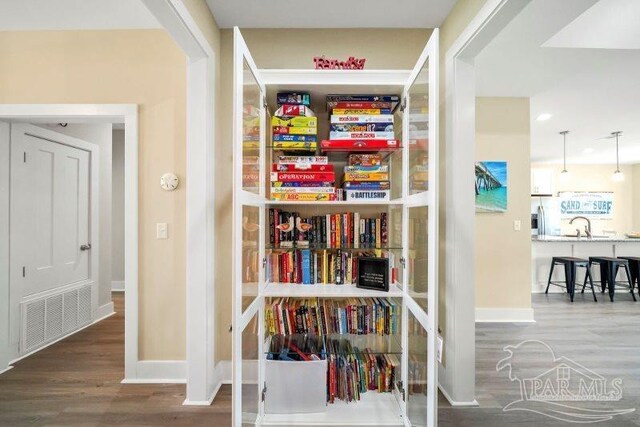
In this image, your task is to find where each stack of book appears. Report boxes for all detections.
[267,249,393,285]
[268,208,388,249]
[270,156,337,202]
[265,297,399,336]
[272,92,317,152]
[343,154,390,201]
[321,95,401,153]
[265,334,399,404]
[327,337,399,403]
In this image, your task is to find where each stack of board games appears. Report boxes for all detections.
[270,156,337,202]
[342,154,390,201]
[321,95,401,152]
[272,92,317,153]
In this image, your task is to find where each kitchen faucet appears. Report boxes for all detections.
[570,216,592,238]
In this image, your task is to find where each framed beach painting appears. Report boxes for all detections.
[475,161,507,212]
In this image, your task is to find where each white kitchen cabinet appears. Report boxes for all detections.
[531,167,554,195]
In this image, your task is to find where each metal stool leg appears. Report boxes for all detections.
[608,264,616,302]
[545,261,556,294]
[569,262,576,302]
[623,264,636,301]
[586,265,597,302]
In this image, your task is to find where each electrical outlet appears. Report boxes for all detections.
[157,223,168,239]
[514,220,521,231]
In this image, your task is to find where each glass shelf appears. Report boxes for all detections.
[265,333,402,358]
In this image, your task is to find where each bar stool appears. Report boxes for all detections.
[618,256,640,296]
[584,257,636,302]
[545,257,596,302]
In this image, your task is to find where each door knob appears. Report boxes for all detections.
[80,244,92,251]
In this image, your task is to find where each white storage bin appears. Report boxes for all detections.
[264,358,327,414]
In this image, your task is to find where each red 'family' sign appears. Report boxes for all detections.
[313,56,366,70]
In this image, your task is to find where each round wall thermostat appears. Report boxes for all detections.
[160,173,179,191]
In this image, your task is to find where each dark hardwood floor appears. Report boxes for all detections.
[0,294,231,427]
[1,293,639,426]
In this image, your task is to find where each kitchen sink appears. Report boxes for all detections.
[562,234,610,239]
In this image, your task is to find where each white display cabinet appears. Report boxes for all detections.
[232,27,438,426]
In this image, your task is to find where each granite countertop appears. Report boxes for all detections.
[532,235,640,243]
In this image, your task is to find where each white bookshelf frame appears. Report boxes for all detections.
[232,27,439,427]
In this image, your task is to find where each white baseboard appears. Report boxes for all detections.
[182,360,231,406]
[111,280,125,292]
[438,383,479,407]
[95,301,114,319]
[121,360,186,384]
[0,365,14,376]
[475,307,535,323]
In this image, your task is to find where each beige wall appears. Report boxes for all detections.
[215,28,432,361]
[533,163,635,236]
[633,164,640,232]
[0,30,188,360]
[438,0,490,337]
[475,97,531,310]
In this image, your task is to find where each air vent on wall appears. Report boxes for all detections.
[21,284,93,354]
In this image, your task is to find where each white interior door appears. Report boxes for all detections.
[233,27,267,427]
[402,29,439,427]
[10,124,98,355]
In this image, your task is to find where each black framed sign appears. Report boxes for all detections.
[356,257,389,292]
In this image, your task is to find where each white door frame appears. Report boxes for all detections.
[0,104,138,377]
[439,0,531,405]
[140,0,217,405]
[9,123,101,359]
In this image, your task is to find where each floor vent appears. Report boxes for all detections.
[21,284,93,354]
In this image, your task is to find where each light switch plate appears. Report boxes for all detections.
[514,220,521,231]
[157,223,168,239]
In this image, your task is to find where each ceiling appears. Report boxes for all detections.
[475,0,640,164]
[206,0,457,28]
[0,0,160,30]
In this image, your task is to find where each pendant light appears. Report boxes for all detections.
[611,131,624,182]
[559,130,570,182]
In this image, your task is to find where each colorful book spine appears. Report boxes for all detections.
[330,114,394,124]
[270,172,335,182]
[331,123,393,133]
